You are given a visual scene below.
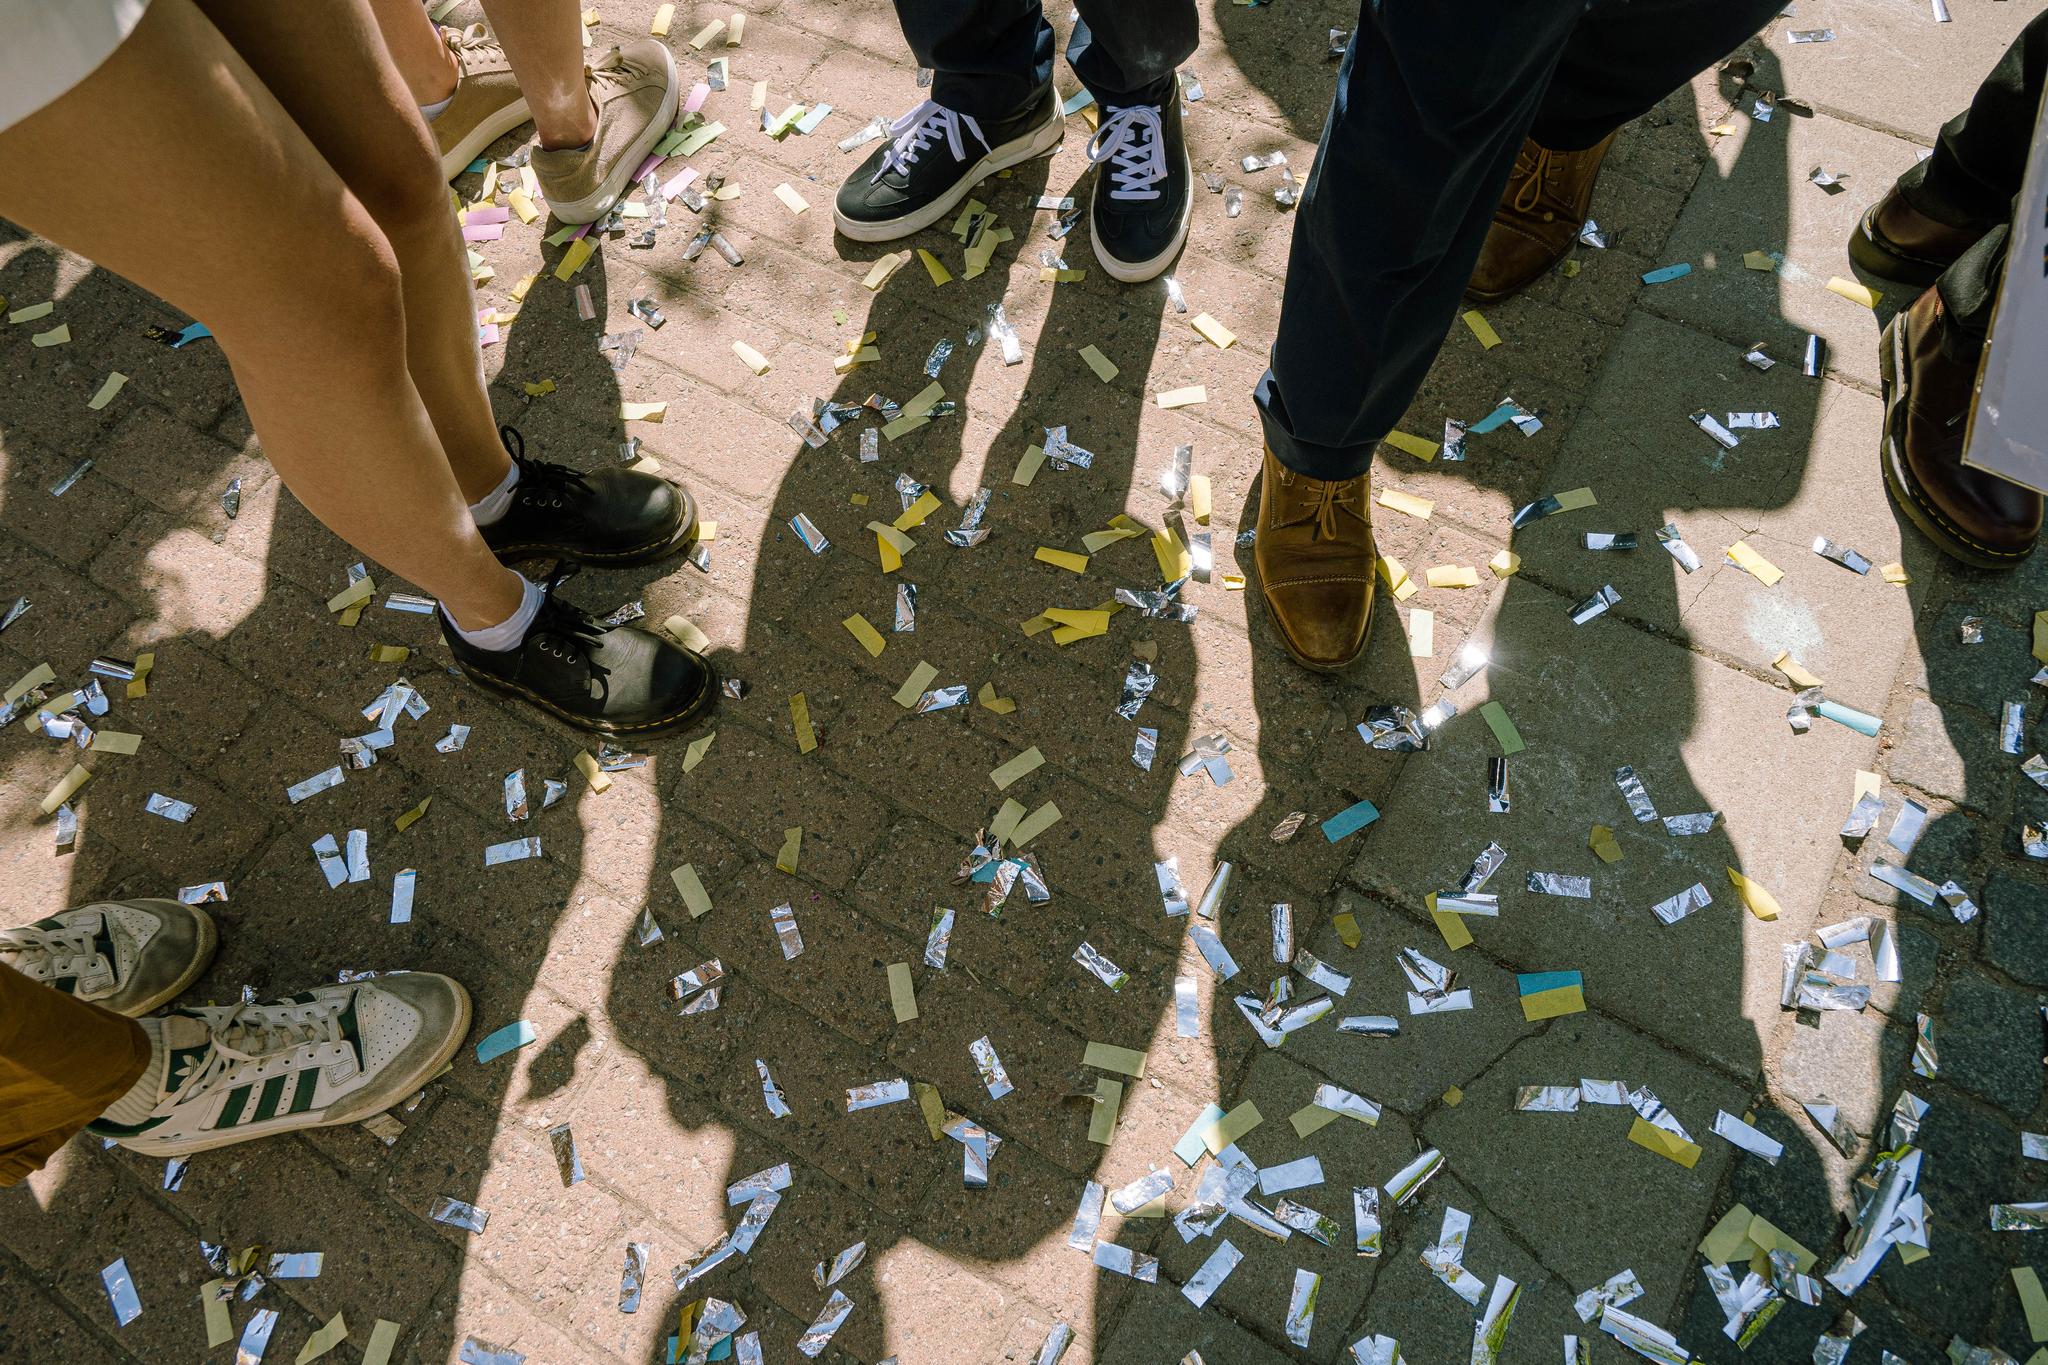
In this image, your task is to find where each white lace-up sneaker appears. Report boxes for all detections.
[90,973,471,1158]
[1086,96,1192,283]
[833,88,1064,241]
[0,899,216,1017]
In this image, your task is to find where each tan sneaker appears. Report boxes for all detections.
[432,24,532,181]
[533,38,680,225]
[0,899,217,1017]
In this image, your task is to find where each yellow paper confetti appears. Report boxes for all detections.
[574,750,612,793]
[1188,475,1212,525]
[1333,911,1361,948]
[86,372,127,410]
[1726,866,1782,921]
[1152,526,1192,582]
[2013,1267,2048,1342]
[1078,344,1119,382]
[1629,1117,1703,1167]
[1012,800,1062,845]
[1156,385,1207,409]
[126,653,152,699]
[201,1280,234,1346]
[775,826,802,873]
[671,864,711,917]
[1726,541,1784,586]
[1881,562,1910,584]
[553,237,596,281]
[7,301,53,324]
[727,12,745,44]
[41,764,90,815]
[369,645,411,664]
[1377,488,1435,520]
[790,693,817,752]
[917,248,953,286]
[1088,1077,1122,1144]
[774,183,810,215]
[1035,547,1090,573]
[895,489,942,531]
[620,400,668,422]
[888,962,918,1022]
[1083,1041,1147,1077]
[1406,607,1434,657]
[1589,825,1622,862]
[1045,607,1111,643]
[31,323,70,347]
[990,745,1045,789]
[295,1312,349,1364]
[1080,515,1145,552]
[988,798,1026,844]
[1199,1100,1262,1154]
[731,341,772,375]
[869,521,915,572]
[1489,548,1522,577]
[1461,310,1502,349]
[689,19,725,48]
[863,251,912,289]
[509,190,539,223]
[521,379,555,397]
[1772,651,1823,689]
[683,730,715,772]
[327,576,376,614]
[89,731,140,756]
[663,615,711,652]
[1377,554,1415,599]
[1191,312,1237,349]
[650,3,674,35]
[1425,565,1480,588]
[893,660,939,708]
[1826,276,1881,309]
[1383,430,1439,461]
[1012,443,1046,485]
[977,681,1016,714]
[842,614,887,657]
[1427,893,1474,951]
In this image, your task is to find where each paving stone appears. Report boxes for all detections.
[1936,971,2048,1121]
[1983,871,2048,988]
[1875,1093,2025,1344]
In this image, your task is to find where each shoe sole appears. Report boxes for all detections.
[439,98,535,183]
[121,900,218,1017]
[545,46,681,225]
[1847,204,1953,289]
[455,642,718,737]
[1877,313,2031,570]
[116,979,474,1159]
[1090,144,1194,284]
[488,488,699,568]
[833,106,1066,242]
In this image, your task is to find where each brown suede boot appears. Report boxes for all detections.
[1254,449,1376,670]
[1879,287,2040,568]
[1465,132,1617,304]
[1848,185,1986,288]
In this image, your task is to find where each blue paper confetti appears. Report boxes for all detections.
[1640,263,1693,285]
[475,1019,537,1064]
[1320,800,1381,843]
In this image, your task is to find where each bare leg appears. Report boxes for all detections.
[363,0,461,107]
[476,0,598,148]
[195,0,515,505]
[0,0,523,630]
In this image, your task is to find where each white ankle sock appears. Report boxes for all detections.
[468,461,520,527]
[101,1017,166,1126]
[420,92,455,122]
[448,576,545,652]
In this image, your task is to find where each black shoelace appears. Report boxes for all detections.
[526,565,612,700]
[501,425,595,514]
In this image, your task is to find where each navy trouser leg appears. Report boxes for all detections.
[893,0,1196,121]
[1258,0,1781,479]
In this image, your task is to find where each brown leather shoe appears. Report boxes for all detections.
[1848,186,1986,289]
[1465,133,1616,304]
[1254,449,1375,670]
[1879,287,2039,568]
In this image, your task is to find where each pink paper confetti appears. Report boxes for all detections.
[466,204,511,225]
[631,151,664,184]
[461,222,506,242]
[659,167,699,200]
[684,82,710,114]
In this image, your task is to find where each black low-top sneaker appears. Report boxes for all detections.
[1087,97,1192,283]
[834,90,1064,242]
[482,427,695,566]
[445,570,715,736]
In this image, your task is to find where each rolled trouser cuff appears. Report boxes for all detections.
[1255,368,1379,481]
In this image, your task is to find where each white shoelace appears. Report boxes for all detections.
[1087,106,1168,202]
[873,101,990,183]
[167,999,350,1106]
[0,923,98,978]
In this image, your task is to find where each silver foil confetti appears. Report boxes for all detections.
[1175,975,1200,1037]
[1527,872,1593,898]
[1386,1148,1445,1206]
[1339,1015,1401,1037]
[617,1242,651,1313]
[943,487,993,547]
[431,1195,489,1233]
[1615,765,1660,822]
[1651,882,1712,925]
[1488,757,1510,813]
[177,881,227,905]
[145,793,196,823]
[970,1035,1014,1099]
[547,1122,585,1186]
[769,902,804,959]
[1803,333,1829,376]
[101,1257,142,1326]
[51,458,94,497]
[1439,641,1490,690]
[1036,1323,1075,1365]
[1585,531,1638,550]
[1155,858,1190,916]
[1690,410,1740,449]
[1744,343,1777,371]
[1134,726,1158,770]
[1713,1110,1785,1163]
[894,582,917,632]
[237,1308,281,1363]
[1727,411,1781,429]
[1285,1268,1320,1346]
[846,1079,910,1111]
[798,1292,854,1358]
[435,723,470,754]
[390,868,416,924]
[1571,585,1621,624]
[1353,1186,1383,1257]
[1518,1085,1582,1113]
[2002,701,2028,755]
[1663,811,1719,835]
[484,837,541,865]
[1073,941,1128,990]
[815,1241,867,1291]
[286,765,345,804]
[667,959,724,1006]
[790,512,830,554]
[1183,1238,1243,1307]
[311,834,348,889]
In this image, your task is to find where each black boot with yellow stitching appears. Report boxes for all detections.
[444,569,715,737]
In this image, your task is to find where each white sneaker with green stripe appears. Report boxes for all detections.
[91,973,470,1157]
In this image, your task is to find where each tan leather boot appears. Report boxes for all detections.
[1254,449,1375,670]
[1880,287,2039,568]
[1848,185,1985,288]
[1466,132,1617,304]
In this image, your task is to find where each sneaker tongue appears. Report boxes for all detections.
[161,1013,213,1053]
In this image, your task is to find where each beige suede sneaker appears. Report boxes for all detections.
[432,24,532,180]
[532,38,680,224]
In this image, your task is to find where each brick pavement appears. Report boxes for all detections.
[3,1,2046,1362]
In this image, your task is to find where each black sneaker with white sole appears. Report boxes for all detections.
[482,427,695,567]
[834,90,1064,241]
[1088,97,1192,283]
[445,569,715,737]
